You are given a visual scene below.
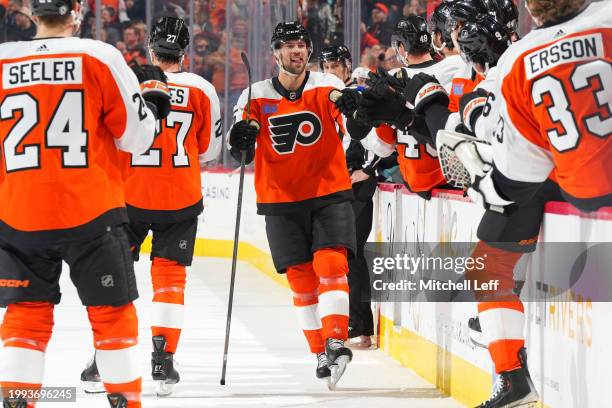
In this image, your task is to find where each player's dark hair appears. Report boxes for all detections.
[37,14,72,28]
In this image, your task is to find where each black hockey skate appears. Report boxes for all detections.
[151,336,180,397]
[2,397,27,408]
[107,393,128,408]
[468,316,487,349]
[475,349,538,408]
[80,353,105,394]
[325,338,353,390]
[316,352,332,387]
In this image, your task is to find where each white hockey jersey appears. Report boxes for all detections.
[487,1,611,210]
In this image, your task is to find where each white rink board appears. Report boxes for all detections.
[375,185,612,408]
[199,172,612,407]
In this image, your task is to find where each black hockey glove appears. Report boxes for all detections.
[357,87,413,130]
[365,67,406,95]
[229,120,259,152]
[130,62,171,120]
[403,72,449,115]
[333,88,362,117]
[459,88,490,133]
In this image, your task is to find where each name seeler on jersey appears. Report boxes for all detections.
[232,71,352,215]
[0,37,156,245]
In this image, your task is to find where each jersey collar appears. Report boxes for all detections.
[272,71,310,101]
[406,59,437,69]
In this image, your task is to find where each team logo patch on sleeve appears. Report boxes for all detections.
[268,111,322,154]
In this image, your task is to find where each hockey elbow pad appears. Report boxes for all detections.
[404,73,449,115]
[459,89,489,134]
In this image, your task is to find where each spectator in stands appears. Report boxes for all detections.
[101,6,121,45]
[194,31,218,58]
[361,2,392,51]
[5,6,35,41]
[360,43,386,71]
[382,46,402,71]
[117,24,147,65]
[403,0,427,20]
[131,19,147,43]
[125,0,145,21]
[302,0,336,56]
[91,25,109,44]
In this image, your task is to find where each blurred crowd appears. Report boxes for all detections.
[0,0,448,76]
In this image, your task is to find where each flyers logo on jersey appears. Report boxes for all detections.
[268,111,322,154]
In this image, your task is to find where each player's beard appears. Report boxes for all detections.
[284,57,306,75]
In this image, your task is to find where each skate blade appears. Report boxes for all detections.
[155,380,176,397]
[82,381,105,394]
[505,392,539,408]
[328,355,350,390]
[326,375,334,391]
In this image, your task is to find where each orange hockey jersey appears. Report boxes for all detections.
[448,63,484,113]
[0,37,156,245]
[231,71,352,215]
[372,57,464,193]
[489,2,611,211]
[124,72,221,222]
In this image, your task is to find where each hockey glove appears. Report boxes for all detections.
[357,87,413,130]
[403,73,449,115]
[459,88,490,134]
[130,63,171,120]
[229,120,259,152]
[333,88,362,117]
[365,67,406,95]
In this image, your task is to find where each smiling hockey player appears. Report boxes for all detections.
[227,22,370,389]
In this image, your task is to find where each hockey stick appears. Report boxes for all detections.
[220,51,253,386]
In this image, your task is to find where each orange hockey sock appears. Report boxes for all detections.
[286,262,324,354]
[150,257,186,354]
[88,303,141,408]
[313,247,349,341]
[0,302,54,408]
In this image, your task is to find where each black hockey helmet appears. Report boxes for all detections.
[149,16,190,59]
[31,0,82,17]
[429,3,454,49]
[391,15,432,56]
[448,0,488,30]
[318,44,352,70]
[483,0,519,38]
[457,13,511,69]
[271,21,312,52]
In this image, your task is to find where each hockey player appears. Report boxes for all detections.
[0,1,168,407]
[80,16,221,397]
[464,0,611,213]
[320,45,378,349]
[355,15,465,200]
[429,2,459,57]
[319,44,353,85]
[446,0,488,111]
[436,1,611,405]
[228,22,370,389]
[446,0,519,111]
